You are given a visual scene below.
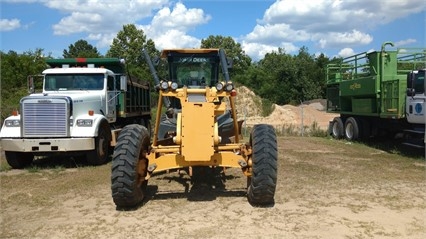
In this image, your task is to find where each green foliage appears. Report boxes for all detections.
[1,49,49,122]
[240,47,330,105]
[200,35,251,78]
[106,24,159,86]
[63,40,101,58]
[261,98,274,117]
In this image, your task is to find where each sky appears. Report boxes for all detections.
[0,0,425,61]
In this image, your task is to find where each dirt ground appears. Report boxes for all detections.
[1,137,425,239]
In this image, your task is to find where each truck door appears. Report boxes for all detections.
[406,70,425,124]
[106,74,117,123]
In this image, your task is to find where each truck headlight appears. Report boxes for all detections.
[76,119,93,127]
[5,119,20,127]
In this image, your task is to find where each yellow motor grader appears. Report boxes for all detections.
[111,48,277,208]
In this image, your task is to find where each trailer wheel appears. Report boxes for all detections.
[5,151,33,169]
[247,124,278,207]
[87,122,111,165]
[111,124,150,209]
[344,117,360,141]
[331,117,344,139]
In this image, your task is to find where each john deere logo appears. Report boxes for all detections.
[350,83,361,90]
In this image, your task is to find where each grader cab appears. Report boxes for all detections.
[111,48,277,208]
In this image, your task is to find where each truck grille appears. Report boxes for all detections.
[22,98,69,137]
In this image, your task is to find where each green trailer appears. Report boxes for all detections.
[326,42,425,148]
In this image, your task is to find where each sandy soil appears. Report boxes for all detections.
[235,86,338,130]
[1,137,425,239]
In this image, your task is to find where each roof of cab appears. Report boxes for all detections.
[160,49,220,58]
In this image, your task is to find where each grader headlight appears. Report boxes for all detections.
[216,82,224,91]
[225,82,234,92]
[171,82,178,90]
[160,81,169,91]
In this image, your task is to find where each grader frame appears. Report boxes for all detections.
[111,48,277,208]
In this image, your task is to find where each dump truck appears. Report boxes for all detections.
[326,42,425,149]
[0,58,151,168]
[111,48,278,208]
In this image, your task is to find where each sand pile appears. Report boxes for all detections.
[234,86,338,130]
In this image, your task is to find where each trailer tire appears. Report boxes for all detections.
[87,122,111,165]
[111,124,150,209]
[331,117,344,139]
[247,124,278,207]
[344,117,360,141]
[5,151,33,169]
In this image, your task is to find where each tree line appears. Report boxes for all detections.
[1,24,336,121]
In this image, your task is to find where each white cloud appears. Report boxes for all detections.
[153,29,200,49]
[37,1,209,50]
[337,48,355,58]
[242,0,426,57]
[49,0,168,36]
[394,38,417,47]
[140,2,211,50]
[0,19,21,31]
[315,30,373,49]
[242,41,298,61]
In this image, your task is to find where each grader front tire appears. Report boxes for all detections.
[247,124,278,207]
[111,124,150,209]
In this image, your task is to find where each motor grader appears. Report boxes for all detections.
[111,48,277,208]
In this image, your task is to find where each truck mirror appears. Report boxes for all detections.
[406,88,416,97]
[120,75,127,91]
[27,76,35,94]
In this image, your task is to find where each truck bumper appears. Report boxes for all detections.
[0,138,95,152]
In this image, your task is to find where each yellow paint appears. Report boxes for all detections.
[147,86,249,174]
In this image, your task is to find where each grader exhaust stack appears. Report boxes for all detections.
[111,48,278,208]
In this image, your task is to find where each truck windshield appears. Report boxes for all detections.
[44,74,105,91]
[414,70,425,94]
[169,56,218,87]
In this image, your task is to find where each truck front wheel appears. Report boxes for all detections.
[111,124,150,209]
[5,151,33,169]
[87,123,111,165]
[247,124,278,207]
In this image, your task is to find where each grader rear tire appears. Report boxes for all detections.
[247,124,278,207]
[111,124,150,209]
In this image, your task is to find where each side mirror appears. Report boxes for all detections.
[120,75,127,91]
[406,88,416,97]
[27,76,35,94]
